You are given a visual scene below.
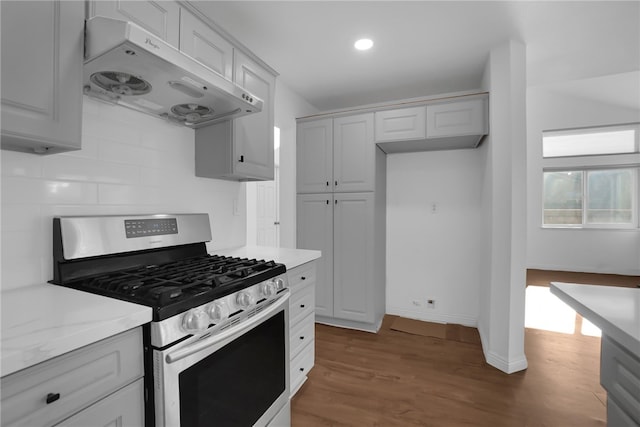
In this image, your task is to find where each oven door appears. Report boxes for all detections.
[154,292,290,427]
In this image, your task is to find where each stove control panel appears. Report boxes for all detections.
[125,218,178,238]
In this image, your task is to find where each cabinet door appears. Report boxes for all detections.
[296,119,333,194]
[297,194,334,318]
[426,98,488,138]
[88,1,180,47]
[179,9,233,80]
[333,113,375,192]
[375,106,426,142]
[56,380,144,427]
[333,193,374,323]
[1,0,83,154]
[233,50,276,180]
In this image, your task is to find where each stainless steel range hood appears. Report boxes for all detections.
[83,17,262,128]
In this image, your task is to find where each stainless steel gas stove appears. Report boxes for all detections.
[51,214,291,427]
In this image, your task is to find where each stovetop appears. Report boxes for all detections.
[57,254,286,321]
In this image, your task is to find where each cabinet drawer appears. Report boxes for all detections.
[1,328,143,427]
[601,335,640,424]
[56,379,144,427]
[290,342,315,397]
[290,313,315,359]
[288,262,316,289]
[290,281,315,325]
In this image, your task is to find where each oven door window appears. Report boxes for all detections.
[179,311,286,427]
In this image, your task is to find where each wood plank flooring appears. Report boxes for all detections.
[291,315,605,426]
[527,268,640,288]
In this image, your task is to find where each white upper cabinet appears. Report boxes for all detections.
[87,1,180,47]
[1,0,84,154]
[179,9,233,80]
[297,119,333,193]
[232,50,276,180]
[333,114,375,193]
[426,98,488,138]
[195,50,276,181]
[297,113,375,193]
[374,106,426,142]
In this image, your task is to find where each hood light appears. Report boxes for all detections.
[354,38,373,51]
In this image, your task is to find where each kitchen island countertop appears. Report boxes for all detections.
[213,245,321,270]
[1,284,151,377]
[550,282,640,355]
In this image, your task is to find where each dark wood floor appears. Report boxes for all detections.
[527,268,640,288]
[291,316,605,426]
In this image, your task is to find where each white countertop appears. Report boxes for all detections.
[213,246,321,270]
[1,247,318,377]
[550,282,640,355]
[1,284,151,377]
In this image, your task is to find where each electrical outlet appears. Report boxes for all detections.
[426,299,435,309]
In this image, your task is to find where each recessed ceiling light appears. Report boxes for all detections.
[354,38,373,51]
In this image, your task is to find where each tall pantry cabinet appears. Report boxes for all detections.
[296,113,386,332]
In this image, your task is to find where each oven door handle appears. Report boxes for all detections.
[165,292,290,364]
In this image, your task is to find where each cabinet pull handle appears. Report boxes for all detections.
[301,276,306,280]
[46,393,60,404]
[300,304,305,308]
[239,155,245,163]
[299,367,305,372]
[335,200,338,205]
[335,180,338,187]
[326,200,329,205]
[326,181,329,186]
[300,336,305,340]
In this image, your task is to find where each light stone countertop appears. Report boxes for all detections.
[1,247,319,377]
[213,245,321,270]
[550,282,640,355]
[1,284,151,377]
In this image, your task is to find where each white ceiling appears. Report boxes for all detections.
[191,1,640,112]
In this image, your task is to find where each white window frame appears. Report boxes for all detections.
[541,123,640,230]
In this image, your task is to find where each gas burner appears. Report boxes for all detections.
[90,71,151,96]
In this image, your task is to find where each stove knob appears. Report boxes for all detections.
[236,291,255,309]
[182,309,209,333]
[206,301,229,323]
[260,282,276,298]
[273,278,286,291]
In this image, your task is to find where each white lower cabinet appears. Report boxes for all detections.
[0,327,144,427]
[288,261,316,396]
[56,379,144,427]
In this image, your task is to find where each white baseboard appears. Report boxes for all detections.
[477,324,528,374]
[386,306,478,327]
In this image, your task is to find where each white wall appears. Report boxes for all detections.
[526,86,640,275]
[1,99,247,291]
[477,40,528,374]
[273,80,319,248]
[385,149,484,326]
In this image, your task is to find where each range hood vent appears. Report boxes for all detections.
[83,17,262,128]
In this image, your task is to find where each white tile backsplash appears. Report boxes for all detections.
[1,98,246,290]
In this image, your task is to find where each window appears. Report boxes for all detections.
[542,124,640,228]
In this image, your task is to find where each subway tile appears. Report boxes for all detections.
[98,139,160,166]
[1,150,43,177]
[98,183,163,205]
[1,177,98,204]
[1,204,41,232]
[1,256,46,289]
[42,156,140,184]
